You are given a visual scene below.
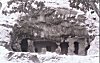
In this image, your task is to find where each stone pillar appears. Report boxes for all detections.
[17,43,21,52]
[18,40,22,52]
[55,46,61,54]
[68,42,75,55]
[12,42,21,52]
[55,42,61,54]
[66,38,76,55]
[41,48,47,54]
[78,39,85,55]
[28,39,35,52]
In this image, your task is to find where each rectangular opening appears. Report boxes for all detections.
[35,48,38,52]
[74,42,79,54]
[46,46,51,51]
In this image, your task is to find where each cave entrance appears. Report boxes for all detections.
[34,40,57,52]
[46,46,51,51]
[35,48,38,52]
[20,38,28,52]
[74,42,79,55]
[60,42,69,55]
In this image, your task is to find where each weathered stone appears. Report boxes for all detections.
[9,7,91,55]
[28,39,35,52]
[7,52,15,59]
[41,48,47,54]
[67,38,76,55]
[29,55,41,63]
[55,46,61,54]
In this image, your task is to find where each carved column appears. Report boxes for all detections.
[78,39,85,55]
[55,42,61,54]
[68,43,75,55]
[67,37,76,55]
[28,39,35,52]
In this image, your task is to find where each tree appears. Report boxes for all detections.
[69,0,100,17]
[3,0,90,42]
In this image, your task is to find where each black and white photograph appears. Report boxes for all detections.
[0,0,99,63]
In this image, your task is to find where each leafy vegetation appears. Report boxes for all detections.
[3,0,97,41]
[69,0,99,17]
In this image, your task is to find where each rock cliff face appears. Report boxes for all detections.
[9,5,91,55]
[0,0,99,63]
[0,0,98,54]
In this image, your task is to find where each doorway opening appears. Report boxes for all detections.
[46,46,51,51]
[20,38,28,52]
[74,42,79,54]
[35,48,38,52]
[60,42,69,55]
[34,41,58,52]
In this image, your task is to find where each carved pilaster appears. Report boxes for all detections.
[78,38,85,55]
[67,37,76,55]
[55,42,61,54]
[28,39,35,52]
